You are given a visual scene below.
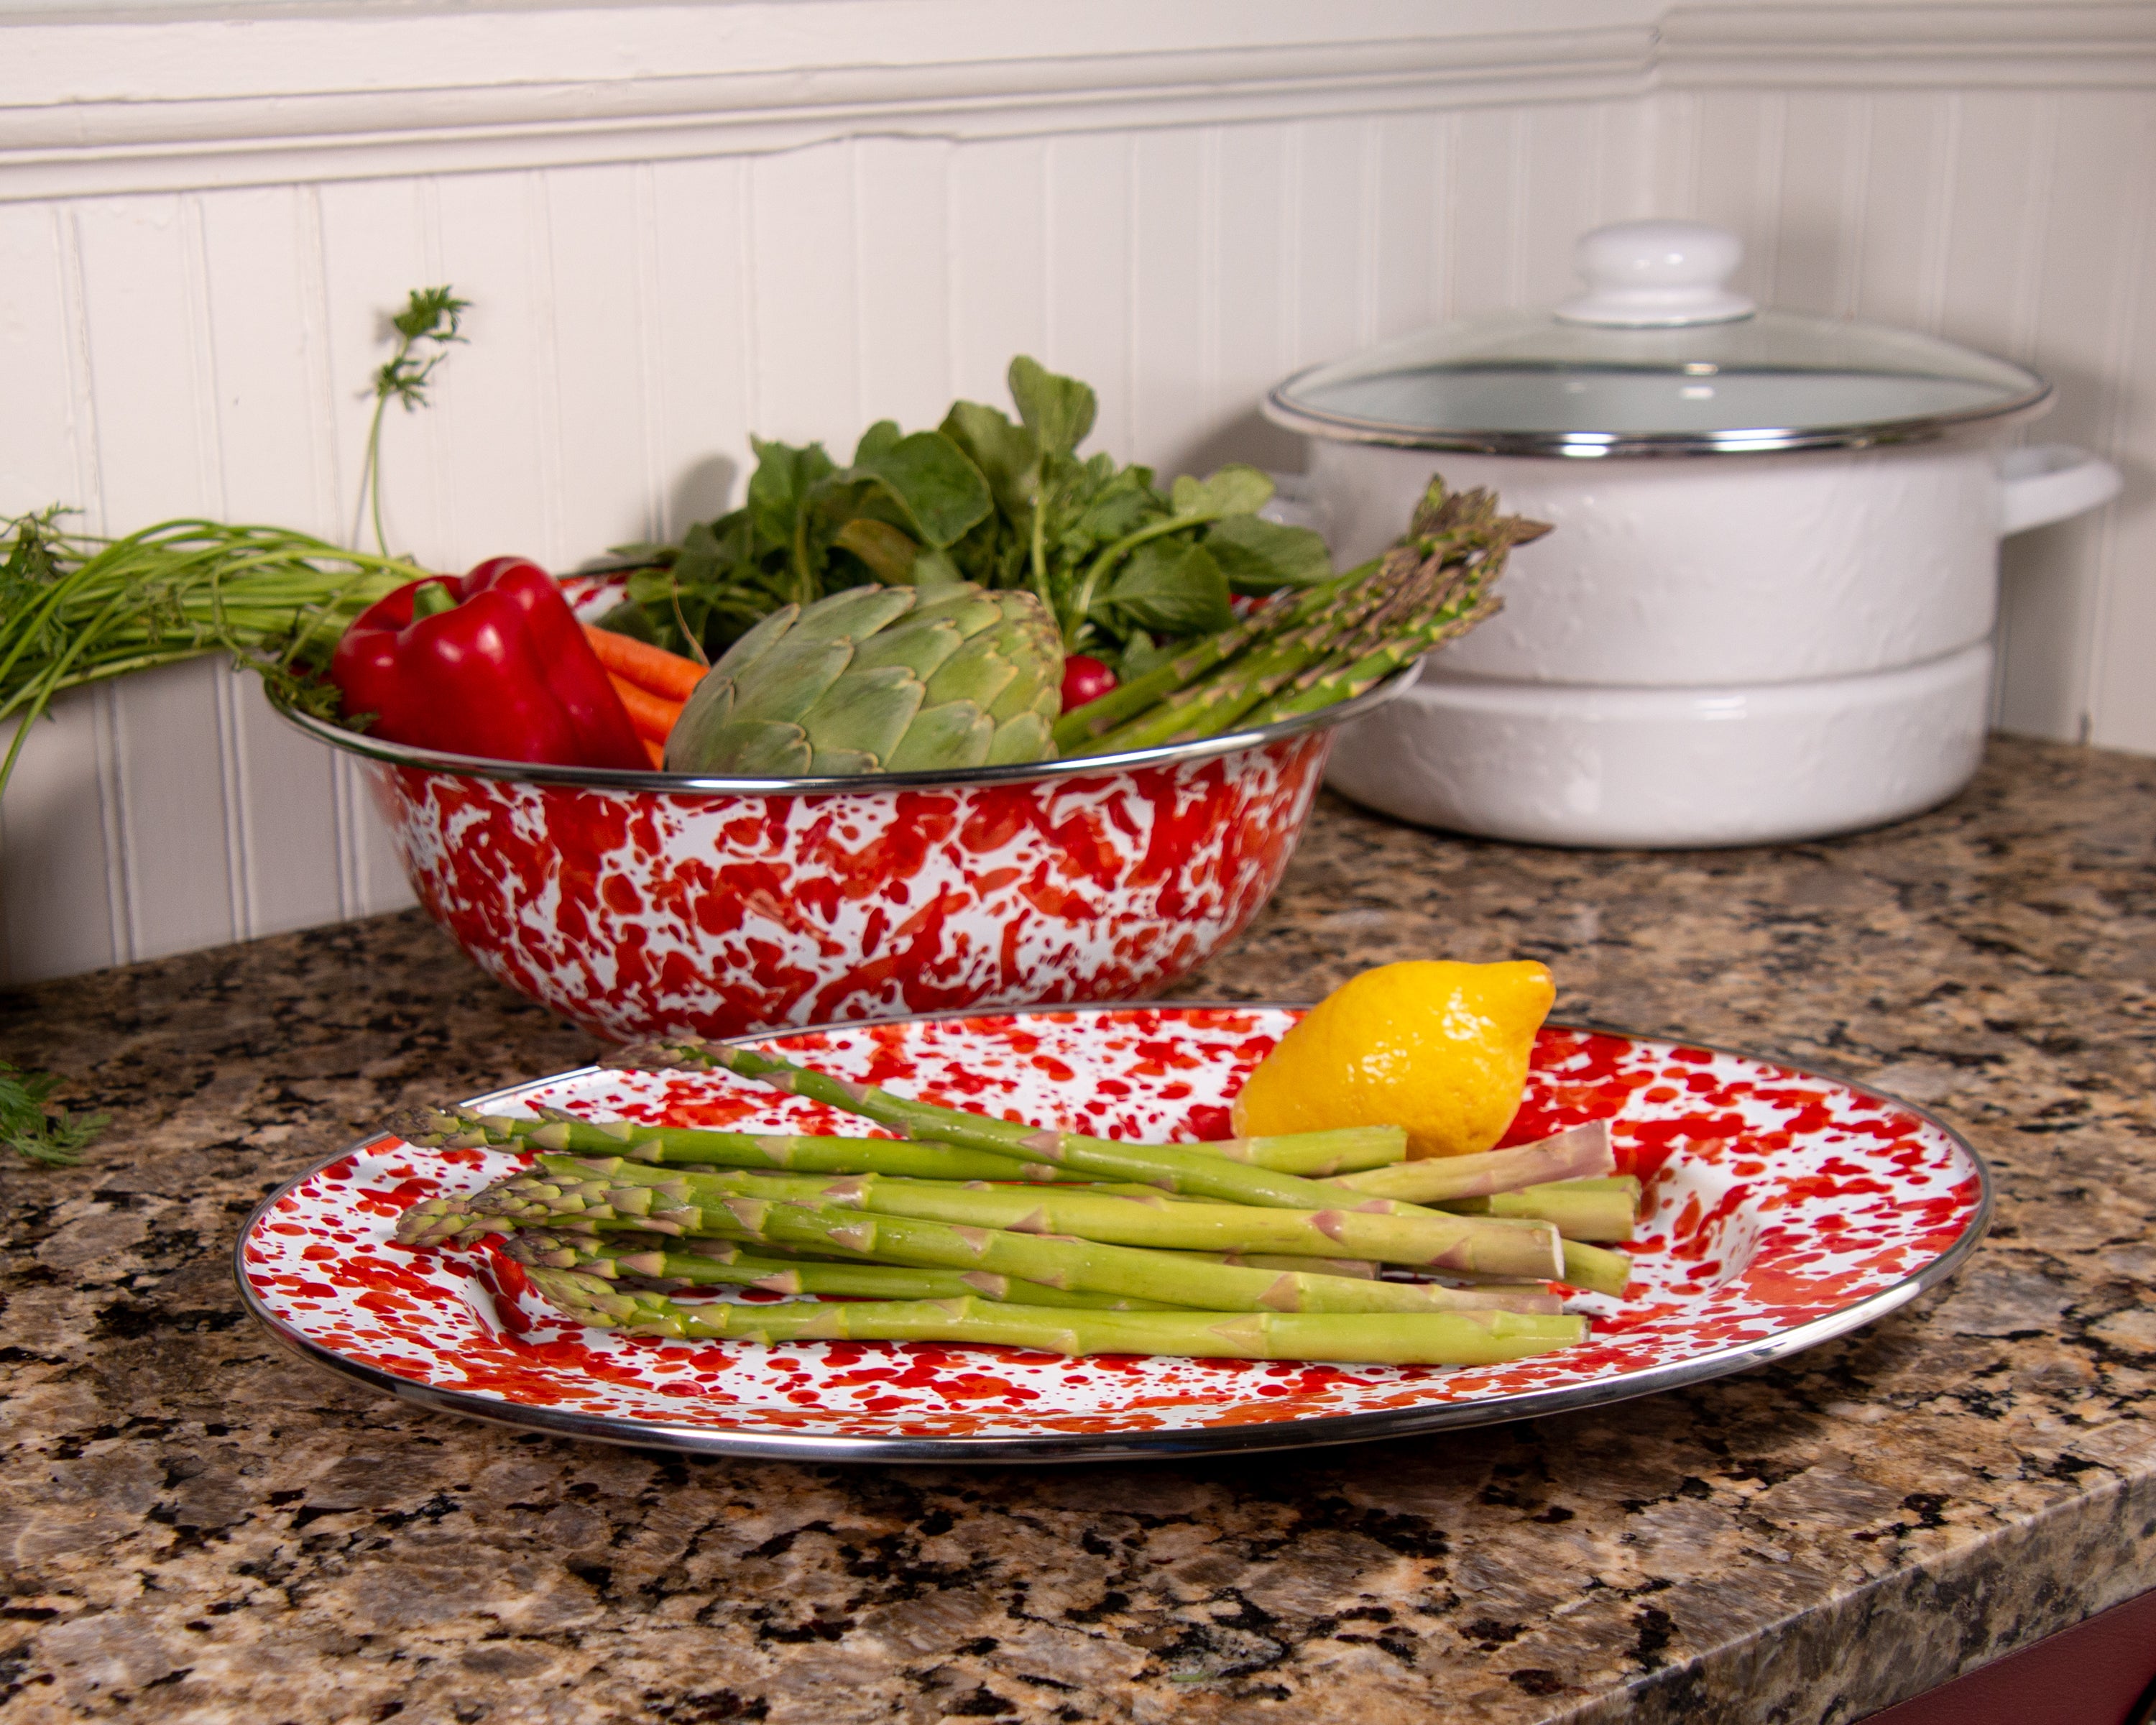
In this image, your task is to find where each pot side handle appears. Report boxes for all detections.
[1999,443,2122,536]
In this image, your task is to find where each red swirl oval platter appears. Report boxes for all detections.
[235,1006,1989,1463]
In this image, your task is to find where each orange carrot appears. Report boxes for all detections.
[640,735,666,769]
[583,623,706,702]
[608,673,687,745]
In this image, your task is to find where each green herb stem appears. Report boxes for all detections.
[0,510,425,804]
[356,287,469,558]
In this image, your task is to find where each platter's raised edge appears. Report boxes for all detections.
[231,1010,1994,1466]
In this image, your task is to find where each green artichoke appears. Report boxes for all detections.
[663,583,1064,776]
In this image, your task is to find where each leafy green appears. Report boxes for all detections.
[1169,465,1274,520]
[1008,354,1097,459]
[604,356,1339,663]
[747,437,837,578]
[824,427,991,552]
[0,1062,107,1169]
[1102,540,1233,637]
[939,401,1038,525]
[1201,514,1334,592]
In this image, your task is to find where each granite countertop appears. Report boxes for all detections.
[2,735,2152,1724]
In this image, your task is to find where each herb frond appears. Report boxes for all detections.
[0,1062,107,1168]
[357,285,471,556]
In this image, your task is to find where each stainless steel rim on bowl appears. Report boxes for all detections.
[270,667,1419,793]
[231,1008,1994,1466]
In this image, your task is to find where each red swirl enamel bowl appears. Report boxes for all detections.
[277,676,1409,1042]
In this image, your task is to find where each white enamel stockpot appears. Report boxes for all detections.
[1263,221,2122,849]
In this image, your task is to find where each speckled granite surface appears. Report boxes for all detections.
[1,735,2151,1724]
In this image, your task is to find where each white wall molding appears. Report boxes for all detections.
[1660,4,2156,88]
[3,1,2152,201]
[0,29,1661,201]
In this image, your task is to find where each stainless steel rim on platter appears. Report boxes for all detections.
[270,666,1416,794]
[233,1008,1993,1465]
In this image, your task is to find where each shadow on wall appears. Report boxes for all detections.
[572,454,737,572]
[1168,409,1316,492]
[665,454,736,542]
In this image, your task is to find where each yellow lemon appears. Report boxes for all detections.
[1231,960,1555,1159]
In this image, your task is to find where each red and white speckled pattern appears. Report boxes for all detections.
[241,1008,1984,1448]
[361,743,1328,1042]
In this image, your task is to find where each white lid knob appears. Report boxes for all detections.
[1554,220,1756,328]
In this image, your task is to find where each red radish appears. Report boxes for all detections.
[1060,654,1118,712]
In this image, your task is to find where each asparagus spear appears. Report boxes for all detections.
[1049,566,1369,747]
[1068,479,1549,753]
[525,1269,1588,1366]
[405,1174,1557,1312]
[1196,1255,1562,1312]
[394,1105,1404,1181]
[1082,538,1481,755]
[1238,592,1500,730]
[392,1106,1072,1182]
[604,1038,1555,1247]
[1077,580,1401,754]
[1228,528,1510,730]
[1332,1121,1616,1203]
[499,1229,1179,1310]
[1559,1240,1634,1297]
[722,1187,1555,1310]
[1235,487,1549,732]
[1187,1251,1572,1319]
[1210,1251,1377,1279]
[1438,1178,1639,1243]
[539,1156,1562,1275]
[1188,1125,1406,1176]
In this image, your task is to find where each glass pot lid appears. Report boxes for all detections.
[1263,221,2050,457]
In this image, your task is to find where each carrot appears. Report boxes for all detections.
[582,624,706,702]
[640,735,665,769]
[608,673,687,745]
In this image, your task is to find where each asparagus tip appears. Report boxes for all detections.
[603,1036,717,1072]
[384,1105,453,1146]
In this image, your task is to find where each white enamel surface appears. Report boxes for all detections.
[1312,438,2013,686]
[1556,219,1756,326]
[1325,643,1992,849]
[1299,309,2119,846]
[1999,443,2124,535]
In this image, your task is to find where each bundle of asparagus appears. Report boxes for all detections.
[390,1041,1636,1368]
[1054,478,1549,757]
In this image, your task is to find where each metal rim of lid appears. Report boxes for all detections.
[1260,371,2055,459]
[1265,219,2053,456]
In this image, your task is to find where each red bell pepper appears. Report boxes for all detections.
[328,557,648,770]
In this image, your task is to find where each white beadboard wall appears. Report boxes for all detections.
[2,2,2153,984]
